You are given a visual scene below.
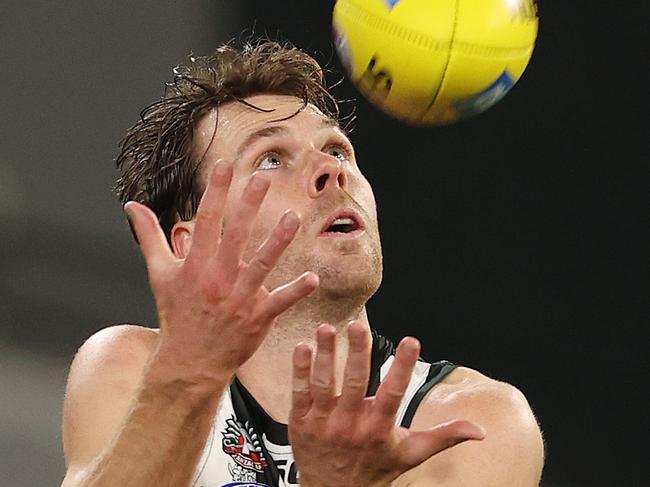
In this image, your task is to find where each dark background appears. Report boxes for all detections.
[0,1,646,485]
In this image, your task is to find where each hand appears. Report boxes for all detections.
[124,162,319,382]
[288,322,485,487]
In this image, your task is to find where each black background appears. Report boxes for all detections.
[242,1,647,485]
[0,1,646,485]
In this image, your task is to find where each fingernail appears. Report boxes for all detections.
[348,323,364,339]
[318,323,335,339]
[302,272,319,287]
[295,343,313,365]
[404,337,420,353]
[284,211,299,229]
[449,420,486,441]
[468,423,487,439]
[215,162,230,176]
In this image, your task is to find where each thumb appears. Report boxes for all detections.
[124,201,174,270]
[401,419,486,468]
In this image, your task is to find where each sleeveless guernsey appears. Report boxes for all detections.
[191,332,456,487]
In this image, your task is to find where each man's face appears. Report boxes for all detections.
[191,94,382,301]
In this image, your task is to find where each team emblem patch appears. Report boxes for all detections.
[222,416,269,476]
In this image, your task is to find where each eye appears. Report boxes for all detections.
[256,151,283,170]
[327,145,351,163]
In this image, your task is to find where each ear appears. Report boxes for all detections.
[170,220,195,259]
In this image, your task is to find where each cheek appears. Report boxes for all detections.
[366,184,378,214]
[354,174,378,218]
[220,176,280,260]
[242,219,274,264]
[247,188,296,249]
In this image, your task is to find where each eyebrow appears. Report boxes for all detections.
[234,126,288,164]
[234,118,342,164]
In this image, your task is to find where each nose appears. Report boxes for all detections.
[307,152,348,198]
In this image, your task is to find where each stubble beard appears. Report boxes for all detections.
[263,236,383,344]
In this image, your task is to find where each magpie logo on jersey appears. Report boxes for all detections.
[222,416,269,475]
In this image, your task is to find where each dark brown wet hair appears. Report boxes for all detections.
[114,40,344,242]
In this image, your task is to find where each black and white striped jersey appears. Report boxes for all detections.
[191,331,456,487]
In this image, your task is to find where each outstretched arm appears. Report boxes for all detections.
[61,162,318,487]
[61,325,230,487]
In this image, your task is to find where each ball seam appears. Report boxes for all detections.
[419,0,461,121]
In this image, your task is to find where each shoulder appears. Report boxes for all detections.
[426,366,542,444]
[416,367,543,447]
[66,324,159,386]
[430,366,537,419]
[399,367,544,486]
[64,322,160,407]
[62,324,159,467]
[72,323,159,364]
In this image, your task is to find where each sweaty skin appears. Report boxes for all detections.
[61,94,544,487]
[177,95,384,419]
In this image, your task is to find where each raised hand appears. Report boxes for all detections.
[288,322,485,487]
[124,162,319,381]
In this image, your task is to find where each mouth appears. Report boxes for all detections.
[319,208,365,237]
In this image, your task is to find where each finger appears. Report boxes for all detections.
[124,201,174,270]
[338,321,371,412]
[400,420,486,469]
[290,343,313,421]
[310,324,337,414]
[371,337,420,423]
[257,272,319,322]
[234,210,301,298]
[214,172,271,279]
[188,161,233,262]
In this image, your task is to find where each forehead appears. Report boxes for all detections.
[194,94,341,162]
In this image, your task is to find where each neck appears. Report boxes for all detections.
[236,295,371,424]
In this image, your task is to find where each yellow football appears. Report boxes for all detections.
[333,0,539,125]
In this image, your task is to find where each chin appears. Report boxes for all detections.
[320,281,380,304]
[317,260,382,302]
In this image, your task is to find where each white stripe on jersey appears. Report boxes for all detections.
[193,356,436,486]
[379,357,432,426]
